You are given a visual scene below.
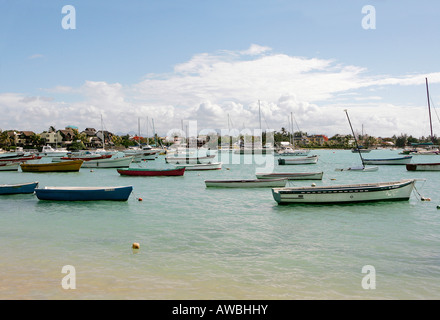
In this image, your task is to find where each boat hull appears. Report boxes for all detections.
[20,160,83,172]
[272,179,415,204]
[165,155,216,164]
[278,155,318,165]
[173,162,222,171]
[35,186,133,201]
[256,172,323,180]
[406,163,440,171]
[0,182,39,195]
[205,178,287,188]
[0,162,20,171]
[80,157,133,168]
[117,167,185,176]
[363,156,412,165]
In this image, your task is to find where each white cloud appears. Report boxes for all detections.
[2,44,440,138]
[28,54,44,59]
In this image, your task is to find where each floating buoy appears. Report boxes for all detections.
[132,242,140,250]
[137,197,143,201]
[437,205,440,209]
[311,183,316,187]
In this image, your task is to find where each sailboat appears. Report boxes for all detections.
[276,112,310,156]
[233,100,274,154]
[335,109,378,172]
[407,78,440,171]
[123,117,159,161]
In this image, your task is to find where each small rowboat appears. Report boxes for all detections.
[278,155,318,165]
[205,178,288,188]
[165,155,215,164]
[272,179,416,204]
[117,167,185,176]
[34,185,133,201]
[362,156,412,165]
[20,160,83,172]
[0,162,20,171]
[406,163,440,171]
[0,155,41,162]
[0,181,39,195]
[172,162,222,171]
[256,172,323,180]
[80,156,133,168]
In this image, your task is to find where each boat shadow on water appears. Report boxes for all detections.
[271,199,418,211]
[34,198,131,213]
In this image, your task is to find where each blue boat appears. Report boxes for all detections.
[0,182,39,195]
[34,185,133,201]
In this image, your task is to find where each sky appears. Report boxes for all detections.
[1,0,440,139]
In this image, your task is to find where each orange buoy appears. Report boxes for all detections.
[132,242,140,250]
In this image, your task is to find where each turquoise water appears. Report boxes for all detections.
[1,149,440,299]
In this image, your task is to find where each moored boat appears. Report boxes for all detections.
[276,149,311,156]
[39,145,68,157]
[272,179,416,204]
[80,156,134,168]
[171,162,222,171]
[205,178,287,188]
[34,185,133,201]
[335,165,378,172]
[165,155,216,164]
[256,171,323,180]
[0,155,41,162]
[362,156,412,165]
[278,155,318,165]
[0,181,39,195]
[406,163,440,171]
[0,162,20,171]
[117,167,185,176]
[20,160,83,172]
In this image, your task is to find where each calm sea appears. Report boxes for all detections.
[1,149,440,300]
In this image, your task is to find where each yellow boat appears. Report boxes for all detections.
[20,160,84,172]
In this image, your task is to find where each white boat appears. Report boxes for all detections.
[335,165,378,172]
[80,156,134,168]
[278,155,318,165]
[165,154,216,164]
[0,162,20,171]
[276,147,311,156]
[256,171,323,180]
[40,145,69,157]
[272,179,416,204]
[123,145,159,162]
[406,162,440,171]
[205,178,288,188]
[172,162,222,171]
[233,148,274,154]
[362,156,412,165]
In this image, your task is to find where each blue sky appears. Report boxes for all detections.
[1,0,439,138]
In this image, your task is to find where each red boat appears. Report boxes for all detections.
[117,167,185,176]
[0,155,42,162]
[60,154,112,161]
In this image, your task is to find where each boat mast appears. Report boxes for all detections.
[100,114,105,150]
[426,77,434,143]
[290,112,294,148]
[344,109,365,167]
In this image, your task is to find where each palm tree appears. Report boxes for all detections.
[0,130,12,149]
